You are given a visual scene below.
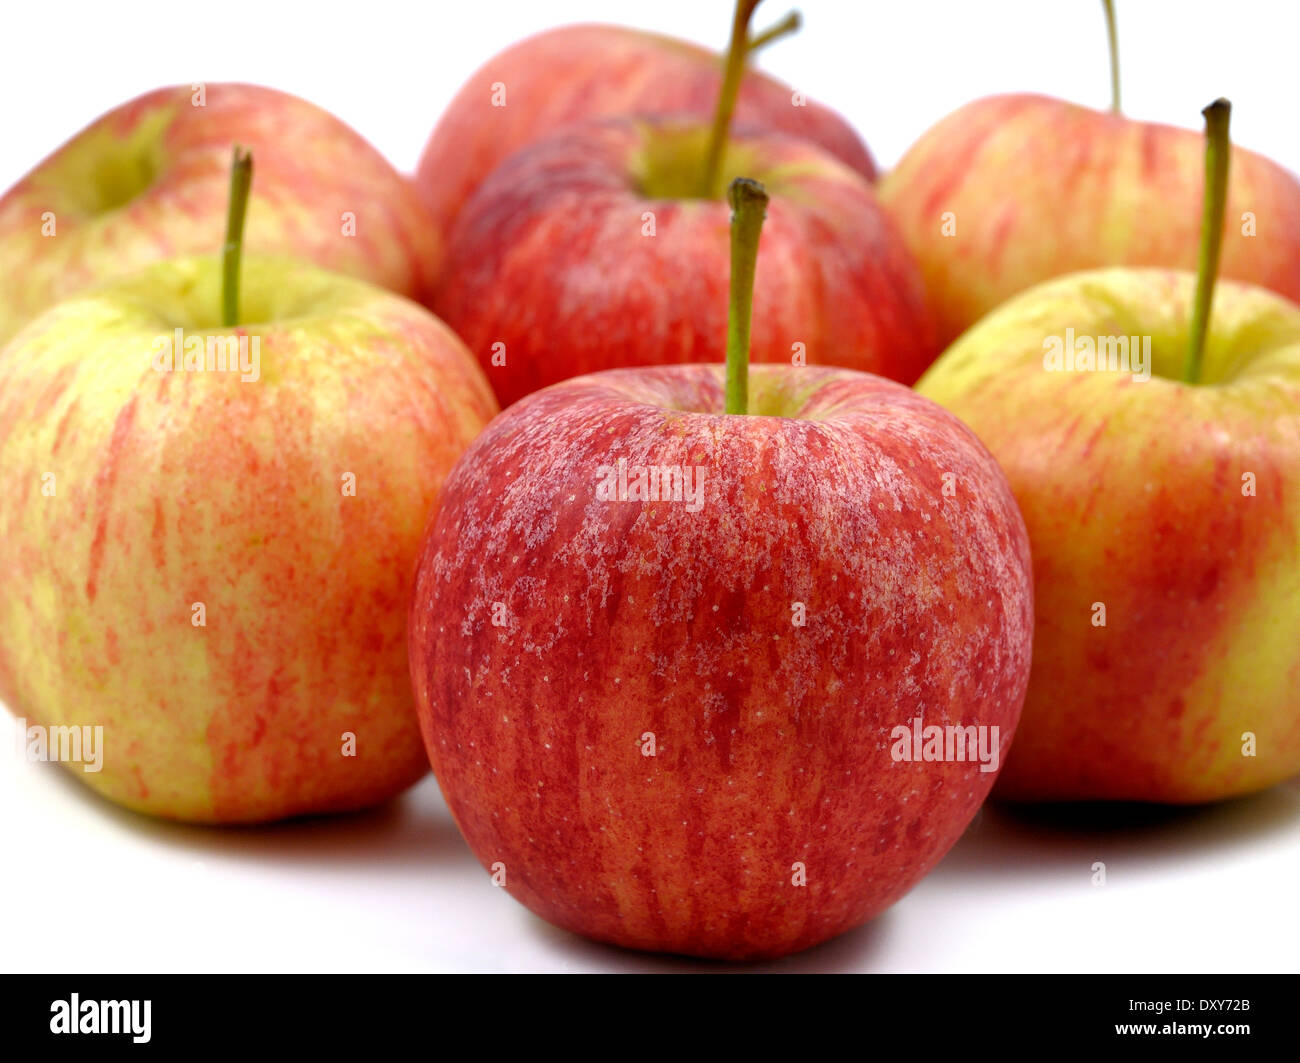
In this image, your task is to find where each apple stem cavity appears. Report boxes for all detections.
[725,177,769,416]
[702,0,764,199]
[1184,98,1231,386]
[222,145,253,328]
[748,9,800,52]
[1102,0,1121,114]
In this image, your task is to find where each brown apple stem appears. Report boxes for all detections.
[701,0,764,199]
[725,177,768,416]
[1184,99,1231,386]
[222,145,253,328]
[1102,0,1121,114]
[748,9,800,52]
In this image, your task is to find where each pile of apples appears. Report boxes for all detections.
[1,0,1297,962]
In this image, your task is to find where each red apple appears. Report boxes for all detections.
[408,180,1032,959]
[432,118,938,408]
[414,17,876,263]
[0,83,440,345]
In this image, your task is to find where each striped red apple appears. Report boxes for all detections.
[433,118,938,409]
[414,1,876,271]
[431,1,935,409]
[409,179,1032,959]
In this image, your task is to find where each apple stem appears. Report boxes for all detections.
[725,177,768,416]
[701,0,764,199]
[222,145,253,328]
[1102,0,1121,113]
[748,9,800,52]
[1184,99,1231,386]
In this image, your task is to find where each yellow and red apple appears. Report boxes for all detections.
[879,6,1300,348]
[0,83,440,345]
[917,103,1300,803]
[880,95,1300,346]
[0,246,496,822]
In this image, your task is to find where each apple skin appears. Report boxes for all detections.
[408,363,1033,960]
[414,22,876,268]
[879,94,1300,346]
[432,119,939,409]
[0,257,497,823]
[0,83,440,345]
[916,268,1300,803]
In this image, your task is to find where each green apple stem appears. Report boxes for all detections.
[1102,0,1121,113]
[725,177,768,416]
[701,0,764,198]
[748,9,800,52]
[222,145,253,328]
[1184,98,1231,386]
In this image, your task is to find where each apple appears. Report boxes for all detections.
[432,107,937,408]
[0,82,440,346]
[916,101,1300,803]
[414,3,876,267]
[878,4,1300,346]
[0,151,497,823]
[408,178,1033,959]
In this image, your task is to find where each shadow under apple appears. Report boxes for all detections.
[30,762,472,871]
[934,778,1300,882]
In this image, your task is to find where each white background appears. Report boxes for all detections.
[2,0,1298,973]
